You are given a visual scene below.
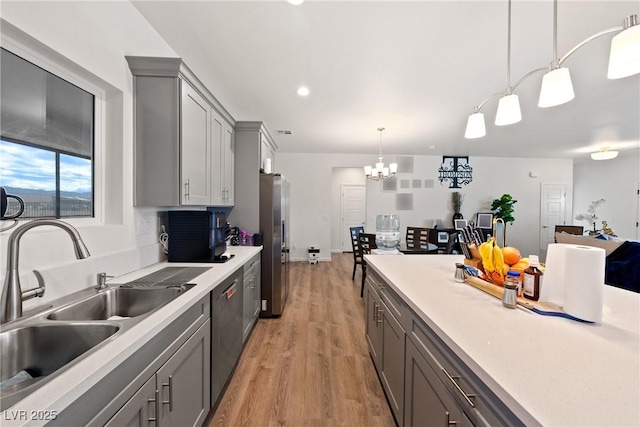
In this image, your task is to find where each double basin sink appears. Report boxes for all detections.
[0,267,206,411]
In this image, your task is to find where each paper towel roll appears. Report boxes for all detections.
[540,243,569,305]
[263,158,272,174]
[562,245,606,323]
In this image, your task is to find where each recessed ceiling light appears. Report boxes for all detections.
[297,86,310,96]
[287,0,304,5]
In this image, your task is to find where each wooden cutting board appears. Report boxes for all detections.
[464,276,593,323]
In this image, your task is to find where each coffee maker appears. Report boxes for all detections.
[167,209,233,263]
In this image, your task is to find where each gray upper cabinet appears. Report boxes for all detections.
[211,110,235,206]
[229,121,278,232]
[181,81,211,205]
[126,56,235,207]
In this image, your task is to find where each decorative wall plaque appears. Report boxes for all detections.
[438,156,473,188]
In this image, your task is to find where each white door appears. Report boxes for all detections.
[341,185,366,251]
[539,183,566,256]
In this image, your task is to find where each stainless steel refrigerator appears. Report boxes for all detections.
[260,173,290,317]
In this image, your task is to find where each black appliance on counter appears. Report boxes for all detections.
[167,209,233,263]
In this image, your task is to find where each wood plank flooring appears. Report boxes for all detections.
[205,253,395,427]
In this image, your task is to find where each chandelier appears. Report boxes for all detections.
[364,127,397,181]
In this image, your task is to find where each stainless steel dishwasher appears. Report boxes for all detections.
[211,268,243,408]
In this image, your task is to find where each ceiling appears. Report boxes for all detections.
[131,0,640,160]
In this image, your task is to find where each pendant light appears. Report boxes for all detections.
[465,2,639,138]
[539,0,575,108]
[608,15,640,79]
[364,128,397,181]
[539,1,640,106]
[495,0,522,126]
[464,108,486,139]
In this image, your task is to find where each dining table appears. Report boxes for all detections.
[397,243,439,254]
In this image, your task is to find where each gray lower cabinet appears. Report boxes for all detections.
[405,311,523,426]
[105,319,211,427]
[365,273,405,426]
[404,338,472,427]
[367,269,524,427]
[242,253,261,343]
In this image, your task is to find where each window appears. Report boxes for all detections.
[0,47,94,219]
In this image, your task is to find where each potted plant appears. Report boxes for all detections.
[491,194,517,224]
[451,191,464,227]
[490,194,516,247]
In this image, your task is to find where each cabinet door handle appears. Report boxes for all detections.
[148,389,160,424]
[442,368,476,407]
[162,375,173,412]
[184,179,190,199]
[445,410,457,426]
[376,306,384,324]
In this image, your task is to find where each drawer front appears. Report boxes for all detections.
[243,253,261,278]
[369,269,406,325]
[405,339,472,427]
[407,310,524,427]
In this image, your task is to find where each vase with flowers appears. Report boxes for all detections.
[575,198,606,235]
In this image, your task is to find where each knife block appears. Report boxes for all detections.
[464,257,484,272]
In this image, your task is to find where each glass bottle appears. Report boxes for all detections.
[523,255,543,301]
[502,270,520,308]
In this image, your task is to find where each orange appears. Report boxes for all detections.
[501,246,522,266]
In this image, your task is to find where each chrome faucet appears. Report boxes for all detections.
[1,219,91,323]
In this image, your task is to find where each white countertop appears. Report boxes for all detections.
[366,254,640,427]
[2,246,261,426]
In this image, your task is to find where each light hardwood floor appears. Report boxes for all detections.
[205,252,395,427]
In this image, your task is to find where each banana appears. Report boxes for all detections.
[502,264,510,276]
[479,240,494,272]
[478,238,508,285]
[493,243,504,276]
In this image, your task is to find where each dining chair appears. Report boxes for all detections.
[406,227,430,250]
[349,226,365,280]
[358,233,377,297]
[443,231,460,254]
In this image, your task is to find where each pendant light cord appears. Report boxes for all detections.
[506,0,512,93]
[552,0,558,69]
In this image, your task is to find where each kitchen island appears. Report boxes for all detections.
[365,254,640,426]
[1,246,261,427]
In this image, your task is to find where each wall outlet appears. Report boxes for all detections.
[136,216,152,236]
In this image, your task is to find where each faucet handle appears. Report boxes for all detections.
[96,272,114,290]
[21,270,46,301]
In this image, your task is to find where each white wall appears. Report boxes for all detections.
[0,2,177,308]
[573,151,640,240]
[277,153,573,261]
